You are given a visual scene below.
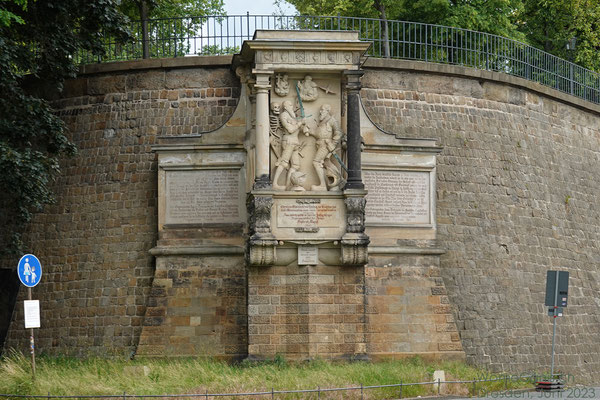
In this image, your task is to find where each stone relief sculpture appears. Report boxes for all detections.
[269,102,282,159]
[274,74,289,96]
[297,75,319,102]
[272,100,308,190]
[306,104,345,191]
[289,171,307,191]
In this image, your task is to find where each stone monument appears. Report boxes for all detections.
[141,30,461,361]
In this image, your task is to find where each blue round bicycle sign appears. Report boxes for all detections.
[17,254,42,288]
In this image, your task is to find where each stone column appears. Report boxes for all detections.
[253,70,273,190]
[343,70,364,190]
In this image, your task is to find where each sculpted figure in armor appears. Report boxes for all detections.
[306,104,344,191]
[272,100,307,190]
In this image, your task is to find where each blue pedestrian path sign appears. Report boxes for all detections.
[17,254,42,288]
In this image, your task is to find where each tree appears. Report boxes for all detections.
[117,0,225,59]
[286,0,525,41]
[0,0,130,255]
[520,0,600,71]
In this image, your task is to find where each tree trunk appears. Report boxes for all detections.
[374,0,390,58]
[138,1,150,59]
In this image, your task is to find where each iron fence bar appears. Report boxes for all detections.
[31,14,600,102]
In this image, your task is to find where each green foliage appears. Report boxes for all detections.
[286,0,525,40]
[118,0,224,21]
[285,0,600,72]
[105,0,226,61]
[0,0,130,254]
[520,0,600,71]
[197,44,240,55]
[0,0,26,27]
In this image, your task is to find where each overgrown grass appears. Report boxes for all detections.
[0,352,533,399]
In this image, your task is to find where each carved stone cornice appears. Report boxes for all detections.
[232,31,371,72]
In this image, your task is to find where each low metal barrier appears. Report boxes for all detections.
[78,14,600,105]
[0,374,547,399]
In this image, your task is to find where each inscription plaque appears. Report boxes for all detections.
[298,245,319,265]
[364,170,431,225]
[165,169,241,225]
[277,198,342,228]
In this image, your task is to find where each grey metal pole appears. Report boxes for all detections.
[550,270,559,378]
[28,287,36,380]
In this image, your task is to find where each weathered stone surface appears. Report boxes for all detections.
[137,256,247,358]
[2,55,599,384]
[361,67,600,382]
[1,64,240,357]
[248,263,367,360]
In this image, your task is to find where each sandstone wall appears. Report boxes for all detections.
[3,56,600,383]
[361,59,600,382]
[2,59,241,356]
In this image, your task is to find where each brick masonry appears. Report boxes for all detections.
[2,57,599,382]
[137,255,247,358]
[248,263,367,360]
[360,63,600,381]
[366,253,463,359]
[2,65,240,356]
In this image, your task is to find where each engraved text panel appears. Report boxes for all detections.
[364,170,431,225]
[165,170,241,225]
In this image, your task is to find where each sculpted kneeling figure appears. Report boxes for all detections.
[307,104,344,191]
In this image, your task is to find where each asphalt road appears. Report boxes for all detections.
[452,387,600,400]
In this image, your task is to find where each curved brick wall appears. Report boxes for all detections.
[361,59,600,382]
[3,56,600,382]
[2,57,241,356]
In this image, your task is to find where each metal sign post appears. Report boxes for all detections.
[17,254,43,381]
[538,270,569,391]
[550,271,559,377]
[27,287,36,378]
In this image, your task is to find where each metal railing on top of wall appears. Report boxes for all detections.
[79,14,600,105]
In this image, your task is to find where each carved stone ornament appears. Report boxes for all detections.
[340,194,369,265]
[297,75,318,102]
[341,240,369,265]
[247,194,278,266]
[345,196,366,234]
[235,66,251,84]
[248,195,273,235]
[274,74,289,97]
[249,244,276,266]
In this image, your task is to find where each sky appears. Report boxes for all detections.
[223,0,296,16]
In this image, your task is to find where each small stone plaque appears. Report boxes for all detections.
[364,170,431,225]
[298,245,318,265]
[165,169,241,225]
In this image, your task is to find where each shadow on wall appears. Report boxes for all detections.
[0,269,19,354]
